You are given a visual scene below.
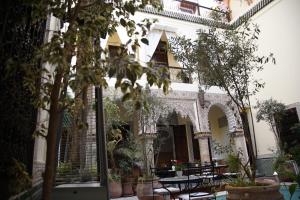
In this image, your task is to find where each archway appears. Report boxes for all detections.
[208,105,231,163]
[154,110,200,167]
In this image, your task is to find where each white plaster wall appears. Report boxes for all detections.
[229,0,258,20]
[248,0,300,156]
[134,11,208,40]
[208,106,229,160]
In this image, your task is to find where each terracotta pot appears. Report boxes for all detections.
[109,181,122,198]
[138,195,164,200]
[122,177,134,197]
[136,179,162,200]
[225,182,284,200]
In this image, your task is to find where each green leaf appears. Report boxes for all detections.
[288,184,297,199]
[141,38,149,45]
[122,93,132,102]
[120,18,126,27]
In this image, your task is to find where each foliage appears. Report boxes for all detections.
[104,97,141,178]
[226,154,241,173]
[7,159,31,196]
[108,171,121,182]
[175,163,184,171]
[273,152,298,182]
[255,98,286,144]
[12,0,169,198]
[255,99,286,125]
[57,162,73,176]
[123,86,171,174]
[287,183,298,200]
[115,131,141,176]
[0,1,44,198]
[289,144,300,167]
[104,97,124,172]
[274,152,300,200]
[212,138,234,156]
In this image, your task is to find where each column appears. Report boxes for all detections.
[139,133,157,175]
[231,129,249,164]
[194,132,211,164]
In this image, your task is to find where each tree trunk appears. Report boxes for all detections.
[42,70,64,200]
[80,86,88,170]
[240,111,256,182]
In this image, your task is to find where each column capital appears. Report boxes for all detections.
[230,128,244,137]
[194,131,212,139]
[138,133,157,141]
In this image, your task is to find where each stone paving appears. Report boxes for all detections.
[112,196,138,200]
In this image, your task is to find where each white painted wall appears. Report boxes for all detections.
[247,0,300,157]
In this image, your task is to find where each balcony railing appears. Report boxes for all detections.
[160,0,229,21]
[154,63,192,83]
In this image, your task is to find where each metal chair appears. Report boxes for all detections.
[177,163,215,200]
[150,167,180,200]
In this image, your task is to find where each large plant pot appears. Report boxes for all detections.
[136,179,162,200]
[109,181,122,198]
[122,177,134,197]
[225,182,284,200]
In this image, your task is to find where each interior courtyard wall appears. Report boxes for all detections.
[208,105,230,160]
[246,0,300,157]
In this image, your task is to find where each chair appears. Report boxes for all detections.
[150,167,180,200]
[200,164,217,186]
[177,164,215,200]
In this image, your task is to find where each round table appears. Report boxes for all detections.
[159,175,203,192]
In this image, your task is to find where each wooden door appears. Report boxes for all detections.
[173,125,189,163]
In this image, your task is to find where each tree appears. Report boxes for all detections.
[124,86,171,174]
[170,20,275,183]
[18,0,169,199]
[255,98,286,148]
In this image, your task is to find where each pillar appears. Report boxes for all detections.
[139,133,157,175]
[231,129,249,164]
[194,132,211,164]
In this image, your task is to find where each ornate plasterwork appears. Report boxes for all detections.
[99,87,242,136]
[199,92,242,134]
[194,131,212,139]
[151,89,201,132]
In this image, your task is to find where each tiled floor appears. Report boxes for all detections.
[112,196,138,200]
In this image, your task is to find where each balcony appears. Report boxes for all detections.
[160,0,229,21]
[154,63,192,84]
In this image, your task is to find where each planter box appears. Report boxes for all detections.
[226,183,283,200]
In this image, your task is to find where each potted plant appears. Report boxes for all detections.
[104,98,124,198]
[136,174,162,200]
[224,151,283,200]
[116,131,141,197]
[171,160,183,176]
[108,171,122,198]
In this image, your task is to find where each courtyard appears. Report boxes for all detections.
[1,0,300,200]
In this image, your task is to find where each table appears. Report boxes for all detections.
[159,175,203,192]
[214,164,228,175]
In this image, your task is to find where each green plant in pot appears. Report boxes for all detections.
[104,97,124,198]
[116,131,141,197]
[108,171,122,198]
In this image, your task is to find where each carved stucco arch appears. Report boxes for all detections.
[163,99,199,129]
[150,89,201,133]
[200,93,241,134]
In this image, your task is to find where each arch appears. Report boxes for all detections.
[207,102,237,133]
[199,93,241,134]
[162,100,200,133]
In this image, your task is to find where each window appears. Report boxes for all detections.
[276,107,300,150]
[180,0,197,14]
[108,45,124,58]
[151,41,168,66]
